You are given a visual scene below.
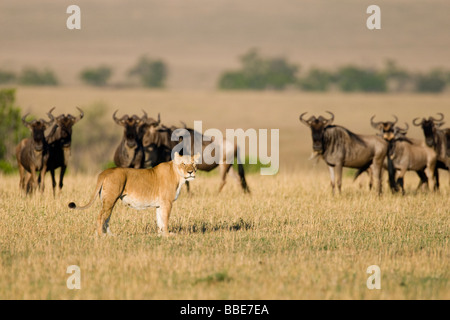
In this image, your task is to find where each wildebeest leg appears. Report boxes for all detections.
[433,168,439,191]
[368,168,373,191]
[396,168,407,195]
[335,164,343,194]
[371,163,382,196]
[425,163,436,192]
[415,170,428,191]
[50,169,57,197]
[18,163,26,191]
[22,172,31,193]
[328,166,336,195]
[218,163,232,193]
[59,165,66,192]
[29,166,38,194]
[397,177,405,195]
[39,166,47,193]
[156,201,173,236]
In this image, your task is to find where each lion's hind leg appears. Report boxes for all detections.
[97,197,118,236]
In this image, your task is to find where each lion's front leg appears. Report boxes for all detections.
[156,201,173,236]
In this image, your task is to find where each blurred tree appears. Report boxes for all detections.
[18,67,58,86]
[80,66,112,87]
[298,68,334,91]
[335,65,387,92]
[0,70,16,84]
[218,48,299,90]
[415,69,447,93]
[0,89,29,173]
[382,59,412,92]
[128,56,167,88]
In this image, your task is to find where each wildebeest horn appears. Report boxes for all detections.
[412,117,423,126]
[141,110,148,122]
[75,107,84,122]
[325,111,334,124]
[113,110,127,125]
[22,113,33,127]
[43,107,55,126]
[299,112,310,126]
[397,122,409,133]
[157,113,161,124]
[391,114,398,126]
[430,113,444,122]
[370,115,382,130]
[180,121,187,129]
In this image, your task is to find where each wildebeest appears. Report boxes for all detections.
[413,113,450,185]
[113,110,145,168]
[139,115,250,193]
[15,109,55,194]
[300,111,388,195]
[38,107,84,196]
[384,123,437,194]
[370,115,430,191]
[138,111,164,168]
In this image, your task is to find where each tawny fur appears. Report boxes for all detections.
[68,153,199,236]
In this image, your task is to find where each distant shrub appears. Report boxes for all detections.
[80,66,112,87]
[382,59,412,92]
[218,49,298,90]
[0,89,29,172]
[299,68,334,91]
[18,67,58,86]
[0,160,16,174]
[128,56,167,88]
[335,66,387,92]
[218,72,249,90]
[415,69,447,93]
[0,70,16,84]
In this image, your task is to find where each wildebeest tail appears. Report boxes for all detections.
[68,174,104,210]
[238,163,250,193]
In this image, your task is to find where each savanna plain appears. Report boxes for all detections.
[0,87,448,299]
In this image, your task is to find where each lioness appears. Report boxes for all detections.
[68,152,200,236]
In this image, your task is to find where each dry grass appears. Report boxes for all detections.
[0,88,449,299]
[0,169,448,300]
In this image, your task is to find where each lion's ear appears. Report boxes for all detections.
[193,153,201,164]
[173,152,182,164]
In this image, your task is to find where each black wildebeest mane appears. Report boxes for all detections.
[324,125,367,151]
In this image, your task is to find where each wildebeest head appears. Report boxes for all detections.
[370,115,398,141]
[389,123,409,142]
[113,110,142,148]
[412,113,445,147]
[52,107,84,147]
[22,108,55,151]
[299,111,334,153]
[139,111,161,147]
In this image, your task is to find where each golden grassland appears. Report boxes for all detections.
[0,88,449,299]
[0,170,448,300]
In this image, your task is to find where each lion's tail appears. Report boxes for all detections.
[68,173,105,210]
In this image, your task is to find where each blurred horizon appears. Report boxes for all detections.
[1,0,450,90]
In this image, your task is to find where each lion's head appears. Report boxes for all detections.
[173,152,200,181]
